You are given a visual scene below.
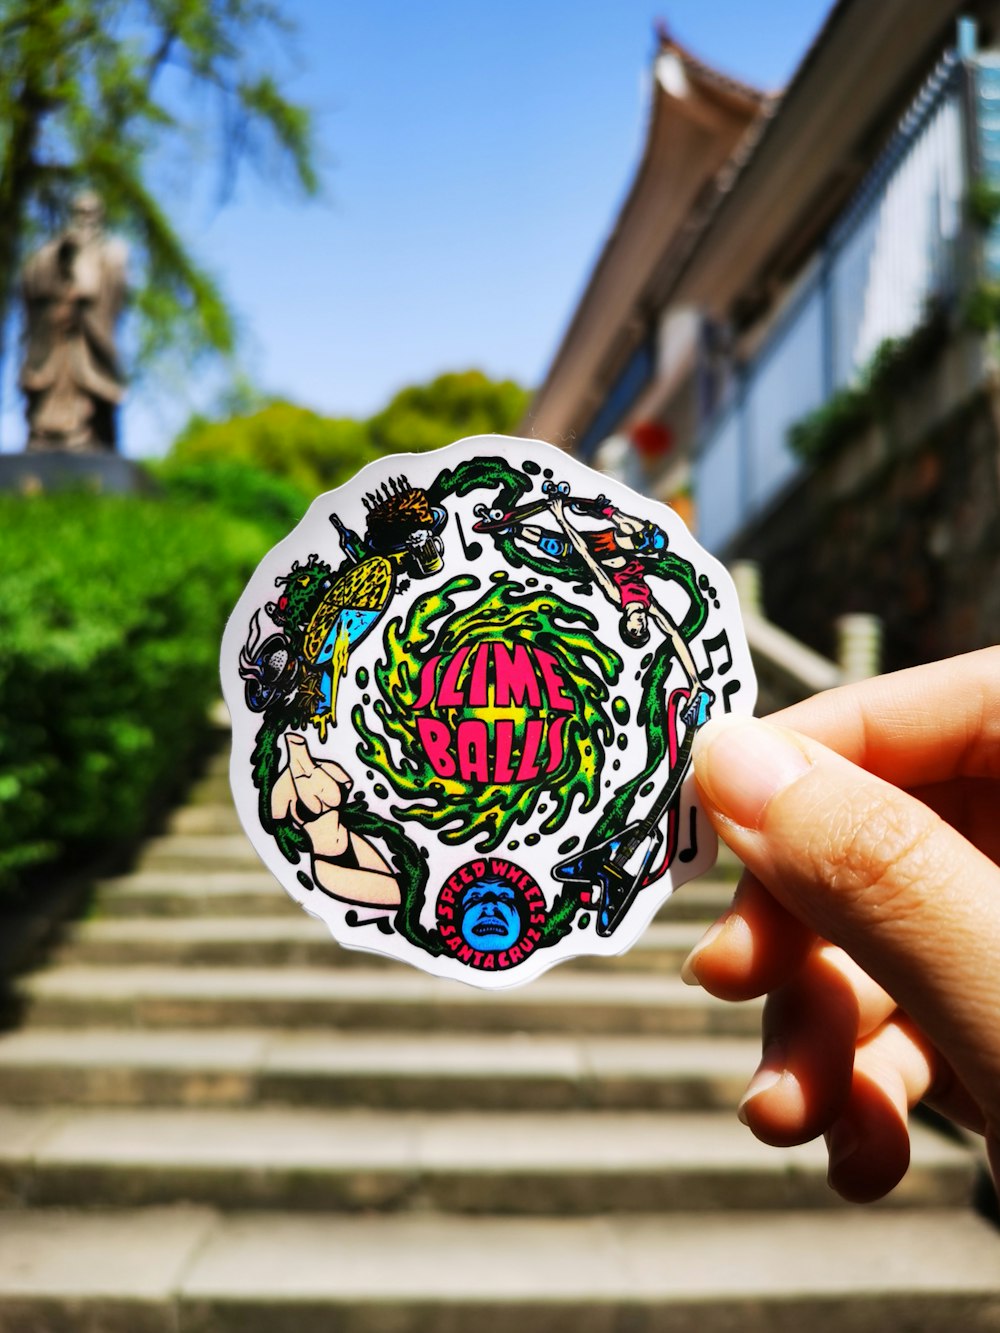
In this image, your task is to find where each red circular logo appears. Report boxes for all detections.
[435,858,549,971]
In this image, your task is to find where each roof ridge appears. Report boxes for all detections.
[655,20,774,103]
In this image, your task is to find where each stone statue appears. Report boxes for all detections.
[19,192,128,452]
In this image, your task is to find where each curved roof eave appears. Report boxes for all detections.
[526,35,768,442]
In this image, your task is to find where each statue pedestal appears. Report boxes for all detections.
[0,452,154,496]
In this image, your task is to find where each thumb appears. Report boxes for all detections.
[692,715,1000,1124]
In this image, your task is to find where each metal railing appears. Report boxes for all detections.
[696,51,967,554]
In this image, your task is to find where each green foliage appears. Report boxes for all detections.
[0,0,317,365]
[788,315,948,463]
[967,179,1000,231]
[368,371,531,455]
[170,402,376,495]
[0,494,266,891]
[787,384,874,463]
[963,281,1000,333]
[154,456,309,533]
[166,371,532,495]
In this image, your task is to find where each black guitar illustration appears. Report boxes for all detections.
[552,689,710,937]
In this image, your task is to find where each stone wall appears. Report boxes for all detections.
[734,335,1000,673]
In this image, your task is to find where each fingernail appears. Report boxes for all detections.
[736,1040,786,1125]
[680,918,726,985]
[679,911,751,985]
[693,716,812,829]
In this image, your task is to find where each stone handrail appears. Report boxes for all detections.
[730,562,881,712]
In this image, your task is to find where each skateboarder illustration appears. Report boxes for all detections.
[474,478,718,935]
[474,480,714,728]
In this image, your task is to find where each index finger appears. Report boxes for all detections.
[771,647,1000,789]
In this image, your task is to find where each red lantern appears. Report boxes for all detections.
[630,420,673,459]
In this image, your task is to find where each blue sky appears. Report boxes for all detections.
[1,0,833,455]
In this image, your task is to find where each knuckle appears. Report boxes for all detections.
[796,784,947,924]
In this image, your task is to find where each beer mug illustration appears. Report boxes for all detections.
[405,528,445,578]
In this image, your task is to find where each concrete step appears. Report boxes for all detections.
[202,750,232,778]
[187,772,235,805]
[16,965,761,1036]
[93,868,734,924]
[168,804,242,836]
[0,1028,761,1111]
[57,917,708,973]
[1,1207,998,1333]
[95,871,290,918]
[0,1106,975,1215]
[658,878,733,921]
[138,835,265,873]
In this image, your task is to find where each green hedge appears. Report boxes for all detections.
[0,493,268,893]
[152,456,309,531]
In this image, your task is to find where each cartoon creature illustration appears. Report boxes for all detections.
[239,610,299,713]
[239,478,449,740]
[474,483,713,727]
[270,733,400,907]
[357,476,447,577]
[456,878,524,952]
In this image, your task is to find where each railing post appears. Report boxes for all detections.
[835,614,883,681]
[730,560,763,616]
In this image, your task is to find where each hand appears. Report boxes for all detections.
[611,511,645,536]
[682,648,1000,1203]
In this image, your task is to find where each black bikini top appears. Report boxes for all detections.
[293,781,350,826]
[294,798,323,825]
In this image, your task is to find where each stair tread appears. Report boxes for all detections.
[0,1026,760,1077]
[0,1208,997,1305]
[0,1105,970,1176]
[18,965,758,1021]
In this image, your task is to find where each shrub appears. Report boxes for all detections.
[0,494,266,892]
[788,314,948,462]
[153,456,309,532]
[170,401,375,495]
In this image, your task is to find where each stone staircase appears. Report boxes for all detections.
[0,744,998,1331]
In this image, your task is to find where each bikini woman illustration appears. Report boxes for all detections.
[270,733,400,906]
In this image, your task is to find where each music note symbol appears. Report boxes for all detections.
[345,909,394,935]
[455,514,482,562]
[678,807,699,863]
[701,630,734,681]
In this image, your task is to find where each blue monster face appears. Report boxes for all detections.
[458,879,522,952]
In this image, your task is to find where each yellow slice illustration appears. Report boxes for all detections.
[303,556,395,738]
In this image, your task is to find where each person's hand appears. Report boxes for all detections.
[682,648,1000,1203]
[611,510,645,536]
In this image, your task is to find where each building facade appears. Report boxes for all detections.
[526,2,1000,669]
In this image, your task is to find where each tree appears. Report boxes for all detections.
[368,371,530,455]
[0,0,317,399]
[170,401,375,494]
[166,370,532,496]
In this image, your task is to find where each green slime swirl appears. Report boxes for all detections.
[353,573,621,851]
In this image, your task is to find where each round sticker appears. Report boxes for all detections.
[221,436,756,988]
